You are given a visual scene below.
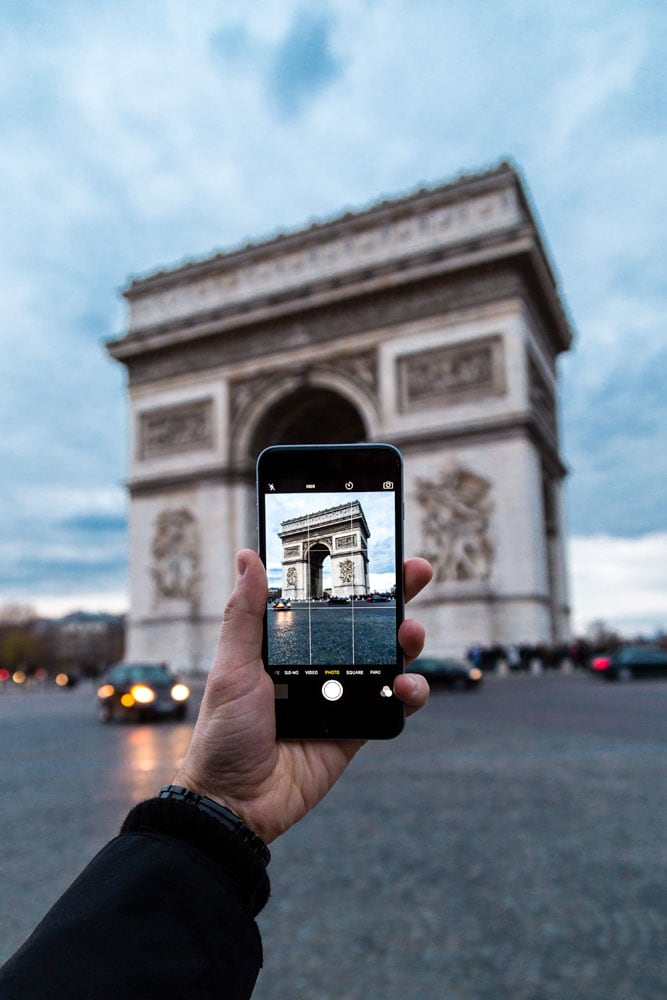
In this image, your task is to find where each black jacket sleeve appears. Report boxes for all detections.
[0,798,270,1000]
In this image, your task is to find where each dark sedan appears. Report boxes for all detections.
[97,662,191,722]
[408,656,483,690]
[590,645,667,681]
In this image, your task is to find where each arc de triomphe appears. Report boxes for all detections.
[107,162,573,672]
[279,501,371,601]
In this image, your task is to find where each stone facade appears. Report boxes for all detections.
[107,162,573,671]
[279,502,370,600]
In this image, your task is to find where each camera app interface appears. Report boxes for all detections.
[261,466,401,706]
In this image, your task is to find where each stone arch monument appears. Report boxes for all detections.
[107,162,573,671]
[279,501,370,600]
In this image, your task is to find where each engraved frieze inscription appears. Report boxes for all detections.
[416,466,494,583]
[140,399,213,459]
[398,335,505,411]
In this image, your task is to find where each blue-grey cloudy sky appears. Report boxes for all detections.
[1,0,666,634]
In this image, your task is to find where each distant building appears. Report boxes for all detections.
[50,611,125,675]
[107,162,573,670]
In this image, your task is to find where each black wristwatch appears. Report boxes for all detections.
[159,784,271,867]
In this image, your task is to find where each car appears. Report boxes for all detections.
[97,662,191,722]
[590,645,667,681]
[408,656,483,690]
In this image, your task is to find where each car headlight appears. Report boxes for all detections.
[97,683,115,699]
[468,668,482,681]
[171,683,190,702]
[130,684,156,704]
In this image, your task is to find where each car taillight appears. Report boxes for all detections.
[592,657,611,670]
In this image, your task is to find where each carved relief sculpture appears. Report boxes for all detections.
[140,399,213,459]
[416,467,494,582]
[336,534,357,549]
[528,354,557,442]
[286,566,297,587]
[399,335,504,411]
[152,508,201,603]
[338,559,355,585]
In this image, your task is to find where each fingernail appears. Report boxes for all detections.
[405,674,419,698]
[236,552,247,577]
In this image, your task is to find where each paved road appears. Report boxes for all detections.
[1,674,666,999]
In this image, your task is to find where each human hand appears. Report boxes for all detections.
[174,549,432,844]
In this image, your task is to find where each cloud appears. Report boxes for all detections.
[268,9,343,118]
[562,337,667,536]
[0,0,665,629]
[0,488,127,601]
[29,591,129,619]
[569,533,667,636]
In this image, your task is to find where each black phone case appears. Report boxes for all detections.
[257,443,405,740]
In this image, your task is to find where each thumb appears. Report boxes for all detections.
[213,549,268,678]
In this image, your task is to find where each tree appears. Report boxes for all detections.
[587,619,620,650]
[1,631,42,671]
[0,602,37,628]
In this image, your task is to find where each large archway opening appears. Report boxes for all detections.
[249,386,367,456]
[307,541,332,599]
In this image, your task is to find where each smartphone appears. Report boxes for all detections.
[256,443,405,740]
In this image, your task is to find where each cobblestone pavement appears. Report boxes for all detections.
[1,673,666,999]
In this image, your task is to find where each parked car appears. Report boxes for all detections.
[590,645,667,681]
[97,662,190,722]
[408,656,483,690]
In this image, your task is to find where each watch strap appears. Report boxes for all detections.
[158,785,271,867]
[121,791,270,916]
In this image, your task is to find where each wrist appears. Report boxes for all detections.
[158,785,271,867]
[171,769,258,843]
[121,791,271,916]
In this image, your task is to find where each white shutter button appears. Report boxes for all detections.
[322,679,343,701]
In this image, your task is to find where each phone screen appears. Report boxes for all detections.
[256,444,405,739]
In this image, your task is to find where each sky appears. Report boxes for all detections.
[1,0,666,636]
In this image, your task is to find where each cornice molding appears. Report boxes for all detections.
[123,162,520,298]
[114,262,534,386]
[127,465,253,498]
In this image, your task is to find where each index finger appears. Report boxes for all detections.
[404,557,433,604]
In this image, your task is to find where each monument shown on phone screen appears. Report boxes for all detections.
[265,491,397,666]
